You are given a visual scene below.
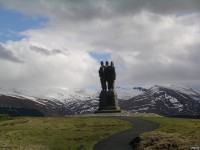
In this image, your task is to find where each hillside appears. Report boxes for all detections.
[120,85,200,117]
[0,85,200,117]
[0,87,143,116]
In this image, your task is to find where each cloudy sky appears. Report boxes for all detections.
[0,0,200,90]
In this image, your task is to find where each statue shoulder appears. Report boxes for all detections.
[99,66,104,71]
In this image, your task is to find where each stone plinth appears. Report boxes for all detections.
[95,90,121,113]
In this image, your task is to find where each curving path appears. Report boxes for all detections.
[94,116,159,150]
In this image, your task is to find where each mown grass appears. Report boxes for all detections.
[138,117,200,150]
[0,116,132,150]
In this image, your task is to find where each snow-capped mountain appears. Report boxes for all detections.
[120,85,200,117]
[0,87,143,116]
[0,85,200,117]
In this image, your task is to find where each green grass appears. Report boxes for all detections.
[0,114,12,121]
[138,117,200,150]
[2,114,199,149]
[0,116,132,150]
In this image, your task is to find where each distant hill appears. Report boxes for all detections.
[0,85,200,117]
[0,87,142,116]
[120,85,200,117]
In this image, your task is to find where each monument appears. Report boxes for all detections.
[96,61,121,113]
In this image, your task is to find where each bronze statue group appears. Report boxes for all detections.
[99,61,116,91]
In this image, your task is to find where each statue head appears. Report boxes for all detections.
[100,61,104,67]
[111,61,114,66]
[106,61,109,66]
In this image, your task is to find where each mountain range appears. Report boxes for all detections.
[0,85,200,117]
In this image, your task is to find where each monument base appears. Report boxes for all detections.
[95,90,121,113]
[95,109,121,113]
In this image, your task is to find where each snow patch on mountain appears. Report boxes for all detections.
[157,85,200,101]
[116,87,144,100]
[161,85,200,103]
[0,86,143,102]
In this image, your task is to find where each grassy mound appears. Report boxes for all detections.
[0,116,132,150]
[137,117,200,150]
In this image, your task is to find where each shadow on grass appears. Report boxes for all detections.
[129,136,141,149]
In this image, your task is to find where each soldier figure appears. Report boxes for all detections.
[104,61,116,91]
[110,61,116,90]
[99,61,106,91]
[104,61,109,90]
[99,61,116,91]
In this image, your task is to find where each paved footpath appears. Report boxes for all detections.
[93,116,159,150]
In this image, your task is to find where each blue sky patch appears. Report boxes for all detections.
[89,51,111,62]
[0,7,48,42]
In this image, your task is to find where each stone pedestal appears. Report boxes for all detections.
[95,90,121,113]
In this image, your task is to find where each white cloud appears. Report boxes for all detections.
[0,44,23,63]
[0,0,200,90]
[1,39,98,89]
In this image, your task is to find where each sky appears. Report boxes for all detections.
[0,0,200,90]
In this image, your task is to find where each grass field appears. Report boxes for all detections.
[1,114,200,150]
[0,115,132,150]
[137,117,200,150]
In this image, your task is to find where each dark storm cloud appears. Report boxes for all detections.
[109,0,200,15]
[183,44,200,64]
[30,45,68,56]
[1,0,200,22]
[44,0,200,21]
[49,0,200,19]
[0,44,23,63]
